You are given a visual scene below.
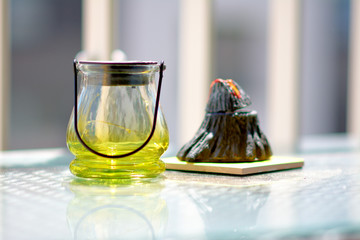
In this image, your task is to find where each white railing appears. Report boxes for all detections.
[348,0,360,140]
[82,0,114,60]
[0,0,10,150]
[267,0,301,153]
[178,0,213,146]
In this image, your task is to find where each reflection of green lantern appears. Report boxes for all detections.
[66,179,167,240]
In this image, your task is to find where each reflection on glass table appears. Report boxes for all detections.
[66,178,167,240]
[0,134,360,239]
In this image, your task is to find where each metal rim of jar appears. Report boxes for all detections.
[76,60,165,86]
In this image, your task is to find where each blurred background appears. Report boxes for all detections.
[5,0,354,154]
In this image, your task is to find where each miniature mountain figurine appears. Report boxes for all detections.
[177,78,272,163]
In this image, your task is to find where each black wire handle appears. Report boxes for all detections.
[73,59,165,158]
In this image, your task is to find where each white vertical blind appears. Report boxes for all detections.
[82,0,115,141]
[178,0,213,146]
[82,0,114,60]
[348,0,360,141]
[0,0,10,150]
[267,0,301,153]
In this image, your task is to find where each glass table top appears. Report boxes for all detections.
[1,147,360,239]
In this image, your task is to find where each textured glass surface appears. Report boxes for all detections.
[1,147,360,239]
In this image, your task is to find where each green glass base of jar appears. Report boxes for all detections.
[69,158,165,179]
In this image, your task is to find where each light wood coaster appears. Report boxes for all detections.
[163,156,304,175]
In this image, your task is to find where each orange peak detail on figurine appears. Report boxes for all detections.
[210,79,241,99]
[205,78,251,113]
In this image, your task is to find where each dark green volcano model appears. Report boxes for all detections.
[177,79,272,163]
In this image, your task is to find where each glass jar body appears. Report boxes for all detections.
[66,61,169,179]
